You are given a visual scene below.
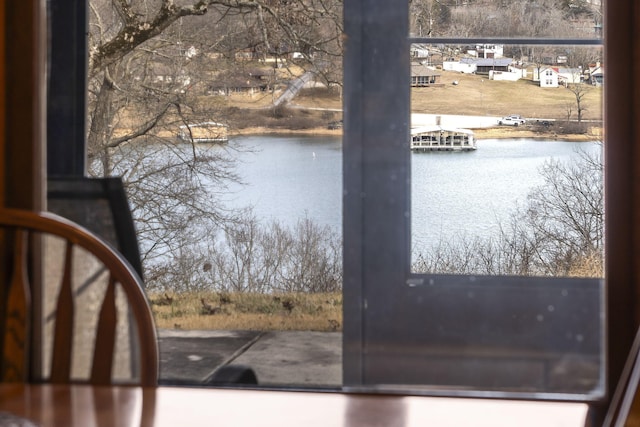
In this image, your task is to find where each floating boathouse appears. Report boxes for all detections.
[410,126,476,152]
[178,122,229,143]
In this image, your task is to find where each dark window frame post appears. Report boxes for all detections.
[46,0,87,177]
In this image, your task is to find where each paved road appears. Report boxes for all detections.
[411,113,500,128]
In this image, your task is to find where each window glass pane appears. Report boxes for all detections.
[400,42,604,398]
[87,0,343,389]
[410,43,603,278]
[362,276,604,398]
[78,0,608,399]
[340,0,606,399]
[409,0,603,39]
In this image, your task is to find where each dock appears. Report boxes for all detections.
[410,125,476,152]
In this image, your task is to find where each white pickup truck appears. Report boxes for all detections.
[498,115,526,126]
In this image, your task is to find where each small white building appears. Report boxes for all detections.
[489,69,522,82]
[538,67,560,88]
[411,44,429,59]
[410,126,476,152]
[589,63,604,86]
[557,67,583,85]
[468,44,504,59]
[443,59,476,74]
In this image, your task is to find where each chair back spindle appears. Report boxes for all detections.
[50,241,74,383]
[0,209,158,386]
[2,230,30,382]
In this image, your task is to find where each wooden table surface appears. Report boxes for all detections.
[0,384,590,427]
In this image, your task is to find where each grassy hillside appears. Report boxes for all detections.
[411,70,602,120]
[293,69,602,122]
[150,291,342,332]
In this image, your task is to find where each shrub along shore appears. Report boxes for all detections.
[230,123,602,142]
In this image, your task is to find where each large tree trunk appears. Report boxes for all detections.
[87,68,116,176]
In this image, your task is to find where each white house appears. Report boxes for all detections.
[589,62,604,86]
[443,59,476,73]
[538,67,559,88]
[410,64,441,86]
[411,44,429,59]
[557,67,583,85]
[489,65,527,81]
[468,44,504,59]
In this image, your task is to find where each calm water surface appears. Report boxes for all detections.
[225,135,601,253]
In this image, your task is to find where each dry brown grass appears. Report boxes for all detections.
[567,253,604,278]
[117,66,603,139]
[149,291,342,332]
[473,125,603,141]
[292,69,603,122]
[410,70,602,120]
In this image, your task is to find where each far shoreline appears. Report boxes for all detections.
[230,126,603,142]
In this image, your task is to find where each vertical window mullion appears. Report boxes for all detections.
[342,0,410,387]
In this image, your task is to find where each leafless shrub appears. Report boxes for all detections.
[204,214,342,293]
[555,120,589,135]
[147,211,342,293]
[414,147,603,278]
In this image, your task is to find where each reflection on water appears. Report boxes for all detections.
[226,135,601,255]
[225,135,343,228]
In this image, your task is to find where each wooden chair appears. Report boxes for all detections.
[0,208,158,386]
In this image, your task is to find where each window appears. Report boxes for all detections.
[343,0,606,401]
[37,0,640,420]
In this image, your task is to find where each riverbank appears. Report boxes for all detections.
[230,126,342,137]
[230,125,603,141]
[473,126,603,142]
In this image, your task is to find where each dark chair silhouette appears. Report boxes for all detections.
[205,364,259,386]
[0,208,158,386]
[47,176,144,279]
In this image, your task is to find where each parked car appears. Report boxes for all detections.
[498,115,526,126]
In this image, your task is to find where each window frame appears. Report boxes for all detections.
[342,0,618,406]
[29,0,640,422]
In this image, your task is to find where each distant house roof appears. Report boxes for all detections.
[411,125,473,136]
[459,57,513,67]
[557,67,582,74]
[474,58,513,67]
[541,66,559,74]
[411,64,440,77]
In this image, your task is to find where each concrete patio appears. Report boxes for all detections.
[157,329,342,388]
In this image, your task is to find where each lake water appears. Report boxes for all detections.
[224,135,601,253]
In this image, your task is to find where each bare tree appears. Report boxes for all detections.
[426,0,581,40]
[86,0,343,288]
[410,0,451,37]
[190,214,342,293]
[564,102,574,121]
[414,147,603,277]
[520,149,603,275]
[566,83,590,122]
